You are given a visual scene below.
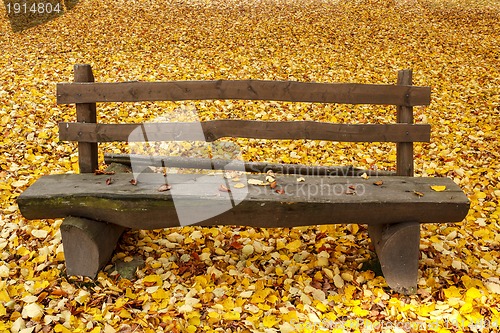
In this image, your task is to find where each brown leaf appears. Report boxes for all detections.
[270,181,277,189]
[230,241,243,249]
[37,291,48,303]
[105,177,113,185]
[219,184,231,192]
[130,179,138,185]
[414,191,424,197]
[373,180,383,186]
[158,184,172,192]
[275,189,285,194]
[50,289,68,297]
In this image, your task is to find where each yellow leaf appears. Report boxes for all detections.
[186,325,197,333]
[54,324,73,333]
[431,185,447,192]
[208,311,219,319]
[352,306,369,317]
[152,288,168,300]
[315,302,327,312]
[287,239,302,252]
[118,309,132,318]
[444,286,461,299]
[143,274,162,286]
[263,315,279,328]
[233,182,245,188]
[476,192,487,199]
[222,310,240,320]
[459,302,473,315]
[465,287,482,301]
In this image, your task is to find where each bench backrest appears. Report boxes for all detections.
[56,64,431,176]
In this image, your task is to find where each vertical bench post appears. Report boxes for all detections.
[396,69,414,177]
[74,64,98,173]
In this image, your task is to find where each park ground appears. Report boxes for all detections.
[1,0,500,332]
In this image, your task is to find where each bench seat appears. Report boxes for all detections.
[18,173,469,230]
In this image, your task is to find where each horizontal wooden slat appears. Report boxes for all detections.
[104,153,396,176]
[57,81,431,106]
[18,174,470,230]
[59,120,431,143]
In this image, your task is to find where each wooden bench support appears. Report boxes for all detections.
[61,217,125,278]
[368,222,420,295]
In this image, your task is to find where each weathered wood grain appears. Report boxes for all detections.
[58,121,431,143]
[57,80,431,106]
[61,217,125,277]
[18,174,470,230]
[74,64,98,173]
[368,222,420,295]
[396,70,415,176]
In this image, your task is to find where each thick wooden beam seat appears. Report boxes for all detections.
[18,173,469,230]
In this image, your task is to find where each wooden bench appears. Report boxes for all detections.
[17,64,469,295]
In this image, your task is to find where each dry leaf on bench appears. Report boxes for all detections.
[219,184,231,192]
[431,185,446,192]
[158,184,172,192]
[248,179,264,185]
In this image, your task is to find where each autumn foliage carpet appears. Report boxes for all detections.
[1,0,500,332]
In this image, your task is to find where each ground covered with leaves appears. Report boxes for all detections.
[1,0,500,332]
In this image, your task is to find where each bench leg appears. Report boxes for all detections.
[368,222,420,295]
[60,217,125,278]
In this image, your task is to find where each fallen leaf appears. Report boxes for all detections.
[233,183,245,188]
[373,180,383,186]
[414,191,424,197]
[219,184,231,192]
[431,185,447,192]
[105,177,113,185]
[248,179,264,185]
[361,173,369,179]
[130,179,138,185]
[296,177,305,182]
[11,180,28,187]
[270,181,277,189]
[158,184,172,192]
[275,189,285,194]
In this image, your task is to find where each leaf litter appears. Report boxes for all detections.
[1,0,500,331]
